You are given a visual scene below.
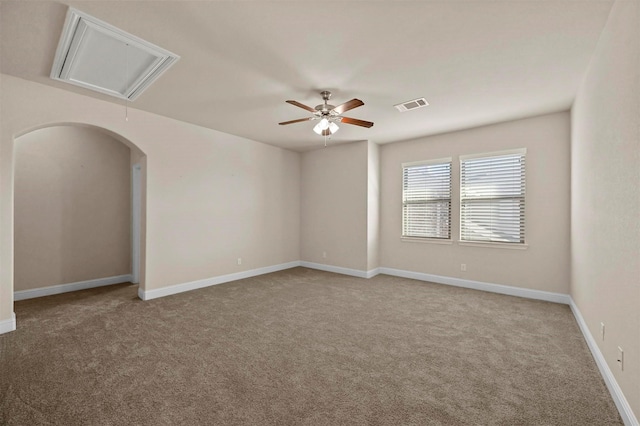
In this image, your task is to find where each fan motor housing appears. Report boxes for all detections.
[315,104,335,113]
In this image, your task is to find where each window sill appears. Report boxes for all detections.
[457,241,528,250]
[401,237,453,245]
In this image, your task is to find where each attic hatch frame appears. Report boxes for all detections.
[50,7,180,101]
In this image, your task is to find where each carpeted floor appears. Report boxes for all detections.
[0,267,622,425]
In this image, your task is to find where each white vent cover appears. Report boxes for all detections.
[50,7,179,101]
[394,97,429,112]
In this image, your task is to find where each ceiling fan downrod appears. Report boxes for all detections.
[317,91,335,115]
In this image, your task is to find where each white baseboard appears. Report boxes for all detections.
[14,274,134,301]
[299,261,380,279]
[298,264,570,305]
[570,299,638,426]
[365,267,380,279]
[139,261,301,301]
[378,267,571,305]
[0,313,16,335]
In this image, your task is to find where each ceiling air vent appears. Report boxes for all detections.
[394,97,429,112]
[50,7,179,101]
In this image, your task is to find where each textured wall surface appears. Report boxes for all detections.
[14,126,131,290]
[380,112,571,294]
[571,0,640,419]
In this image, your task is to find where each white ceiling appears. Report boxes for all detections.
[1,1,614,151]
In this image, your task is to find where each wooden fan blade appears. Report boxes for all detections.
[340,117,374,128]
[286,100,316,112]
[279,117,313,125]
[332,99,364,114]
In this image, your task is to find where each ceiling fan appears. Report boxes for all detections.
[279,91,374,136]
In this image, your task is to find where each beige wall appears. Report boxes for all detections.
[300,141,369,272]
[367,141,380,271]
[571,0,640,418]
[0,74,301,324]
[14,126,131,290]
[380,112,571,293]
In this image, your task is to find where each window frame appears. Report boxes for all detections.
[458,148,527,247]
[401,157,453,242]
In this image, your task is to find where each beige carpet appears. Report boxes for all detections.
[0,267,622,425]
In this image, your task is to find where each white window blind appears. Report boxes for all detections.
[460,150,526,244]
[402,159,451,239]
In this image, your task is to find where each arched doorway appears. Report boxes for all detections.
[13,123,146,301]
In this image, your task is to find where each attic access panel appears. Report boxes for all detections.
[51,7,179,101]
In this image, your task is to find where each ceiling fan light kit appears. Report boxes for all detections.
[279,90,374,139]
[312,118,340,135]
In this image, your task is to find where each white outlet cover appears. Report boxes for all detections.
[617,346,624,370]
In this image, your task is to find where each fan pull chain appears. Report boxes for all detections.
[324,132,332,147]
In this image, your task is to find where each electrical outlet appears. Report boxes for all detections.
[322,251,327,259]
[617,347,624,371]
[237,258,242,265]
[600,322,605,341]
[460,264,467,272]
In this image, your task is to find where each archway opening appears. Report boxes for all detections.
[13,123,146,301]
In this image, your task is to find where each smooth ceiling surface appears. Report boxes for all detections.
[1,1,614,151]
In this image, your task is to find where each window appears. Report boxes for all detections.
[402,158,452,239]
[460,149,526,244]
